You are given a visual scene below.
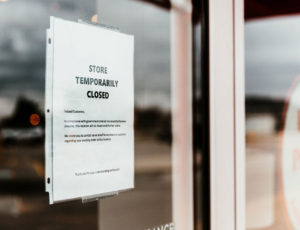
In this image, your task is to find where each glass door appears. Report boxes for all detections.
[97,0,207,229]
[0,0,208,229]
[245,4,300,230]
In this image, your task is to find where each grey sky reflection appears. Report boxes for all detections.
[0,0,171,118]
[99,0,171,110]
[0,0,95,118]
[246,16,300,98]
[1,1,300,118]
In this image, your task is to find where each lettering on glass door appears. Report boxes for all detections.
[146,222,175,230]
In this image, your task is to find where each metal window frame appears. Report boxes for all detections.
[208,0,245,229]
[128,1,246,229]
[170,0,194,229]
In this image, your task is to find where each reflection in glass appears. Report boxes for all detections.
[98,1,172,229]
[0,0,98,229]
[246,16,300,230]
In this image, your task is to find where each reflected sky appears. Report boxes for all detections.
[99,0,171,110]
[2,1,300,119]
[0,0,95,118]
[246,16,300,99]
[0,0,171,119]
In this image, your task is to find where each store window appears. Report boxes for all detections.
[245,13,300,230]
[0,0,205,229]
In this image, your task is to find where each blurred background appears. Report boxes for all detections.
[0,1,99,229]
[245,1,300,229]
[0,0,188,229]
[2,0,300,229]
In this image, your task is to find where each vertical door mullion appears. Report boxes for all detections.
[170,1,194,229]
[233,0,245,229]
[208,0,245,229]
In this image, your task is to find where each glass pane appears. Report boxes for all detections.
[98,0,205,229]
[98,1,173,229]
[0,0,202,229]
[245,16,300,230]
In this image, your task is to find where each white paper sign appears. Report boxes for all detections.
[45,17,134,204]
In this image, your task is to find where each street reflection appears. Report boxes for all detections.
[97,1,174,229]
[246,16,300,230]
[0,0,98,229]
[0,0,176,229]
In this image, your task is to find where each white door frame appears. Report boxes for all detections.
[208,0,245,229]
[170,0,194,229]
[95,0,245,229]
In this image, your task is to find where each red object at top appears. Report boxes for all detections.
[139,0,300,21]
[245,0,300,20]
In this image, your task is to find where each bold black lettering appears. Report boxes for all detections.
[83,77,89,85]
[87,91,92,98]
